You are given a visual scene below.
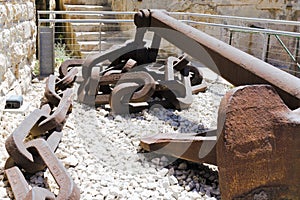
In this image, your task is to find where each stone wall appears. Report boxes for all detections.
[0,0,36,97]
[111,0,299,20]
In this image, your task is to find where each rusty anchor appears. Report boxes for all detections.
[133,9,300,109]
[216,85,300,199]
[133,12,299,198]
[141,84,300,199]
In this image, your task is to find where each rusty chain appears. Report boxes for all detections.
[4,69,80,200]
[3,51,206,198]
[62,53,207,112]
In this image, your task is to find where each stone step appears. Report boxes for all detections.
[81,50,101,58]
[64,4,111,11]
[71,22,120,32]
[75,32,105,41]
[63,0,108,6]
[66,13,114,20]
[75,31,130,41]
[78,37,129,56]
[77,40,113,51]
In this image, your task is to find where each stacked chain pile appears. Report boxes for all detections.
[61,54,207,115]
[3,69,80,199]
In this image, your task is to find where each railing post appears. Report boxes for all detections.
[262,33,270,62]
[229,30,233,45]
[99,22,102,53]
[294,37,300,76]
[38,26,55,77]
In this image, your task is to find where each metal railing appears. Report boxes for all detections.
[37,10,300,76]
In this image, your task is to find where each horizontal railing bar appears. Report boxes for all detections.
[39,19,134,23]
[37,10,300,26]
[182,20,300,37]
[38,11,300,26]
[170,12,300,26]
[38,10,136,15]
[38,18,299,38]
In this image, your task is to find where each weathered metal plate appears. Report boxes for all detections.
[217,85,300,199]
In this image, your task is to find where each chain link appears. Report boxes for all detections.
[4,70,80,200]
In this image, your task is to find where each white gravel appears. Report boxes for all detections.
[0,77,231,200]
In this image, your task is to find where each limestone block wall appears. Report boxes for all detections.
[111,0,299,20]
[0,0,36,97]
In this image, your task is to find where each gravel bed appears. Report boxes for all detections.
[0,78,230,199]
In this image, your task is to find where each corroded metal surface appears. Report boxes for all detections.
[24,187,55,200]
[44,75,62,107]
[5,167,56,200]
[33,89,73,136]
[140,131,217,165]
[216,85,300,199]
[117,71,156,102]
[134,9,300,109]
[25,139,80,200]
[5,131,63,173]
[160,56,193,109]
[59,59,84,81]
[5,166,30,200]
[57,67,78,89]
[4,68,80,199]
[110,82,140,114]
[122,58,137,72]
[5,106,51,170]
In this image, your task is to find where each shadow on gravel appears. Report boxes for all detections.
[139,153,221,200]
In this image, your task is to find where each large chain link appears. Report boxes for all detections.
[4,70,80,200]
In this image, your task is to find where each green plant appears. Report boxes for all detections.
[54,40,70,68]
[33,60,40,76]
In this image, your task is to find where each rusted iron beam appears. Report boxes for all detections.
[216,85,300,199]
[134,9,300,109]
[140,131,217,165]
